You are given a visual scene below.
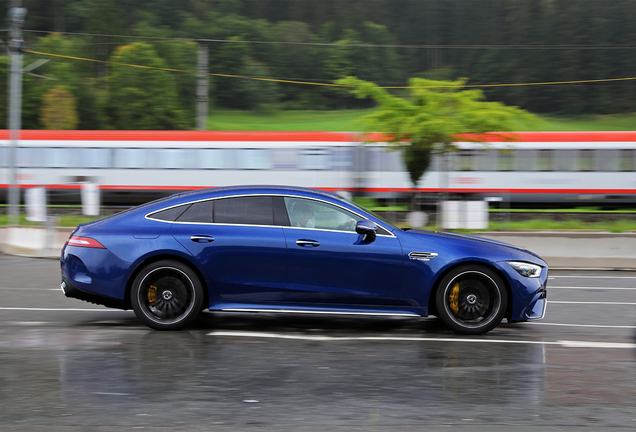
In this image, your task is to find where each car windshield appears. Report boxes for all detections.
[336,195,399,230]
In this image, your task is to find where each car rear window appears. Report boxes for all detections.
[213,196,274,225]
[148,204,190,222]
[177,200,213,223]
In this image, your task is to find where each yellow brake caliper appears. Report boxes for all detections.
[449,283,459,315]
[148,285,157,305]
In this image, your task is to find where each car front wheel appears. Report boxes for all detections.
[435,265,508,335]
[131,260,204,330]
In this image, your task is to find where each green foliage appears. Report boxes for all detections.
[337,76,536,190]
[7,0,636,129]
[29,34,106,129]
[106,43,188,130]
[40,86,79,130]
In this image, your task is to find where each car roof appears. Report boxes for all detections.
[174,185,343,200]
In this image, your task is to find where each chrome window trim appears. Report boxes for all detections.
[145,193,397,238]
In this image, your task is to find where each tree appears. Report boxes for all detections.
[337,76,536,207]
[40,86,79,130]
[106,43,188,130]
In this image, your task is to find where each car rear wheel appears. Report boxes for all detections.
[435,265,507,335]
[131,260,204,330]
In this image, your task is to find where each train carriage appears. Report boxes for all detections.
[1,130,635,205]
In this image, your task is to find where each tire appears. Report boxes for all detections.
[435,265,508,335]
[131,260,204,330]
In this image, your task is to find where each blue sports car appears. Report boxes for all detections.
[60,186,547,334]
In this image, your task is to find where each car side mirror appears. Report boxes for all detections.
[356,220,378,242]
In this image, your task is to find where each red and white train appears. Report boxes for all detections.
[1,130,635,205]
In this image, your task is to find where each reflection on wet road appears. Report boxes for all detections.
[1,255,635,431]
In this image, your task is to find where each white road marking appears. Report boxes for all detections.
[549,301,636,305]
[548,286,636,290]
[0,307,125,312]
[0,288,57,291]
[207,331,636,349]
[525,322,636,329]
[550,275,636,279]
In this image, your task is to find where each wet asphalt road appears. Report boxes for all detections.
[1,254,635,431]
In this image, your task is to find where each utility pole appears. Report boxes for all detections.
[7,2,27,226]
[196,43,209,131]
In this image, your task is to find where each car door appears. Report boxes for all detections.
[171,195,289,302]
[283,197,404,305]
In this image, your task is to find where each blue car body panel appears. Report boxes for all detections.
[60,185,548,326]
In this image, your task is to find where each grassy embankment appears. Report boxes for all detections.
[206,109,636,132]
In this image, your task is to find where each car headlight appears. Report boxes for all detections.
[508,261,542,278]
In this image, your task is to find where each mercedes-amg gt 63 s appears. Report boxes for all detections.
[61,186,547,334]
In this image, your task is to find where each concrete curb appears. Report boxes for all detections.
[0,226,74,259]
[2,227,635,269]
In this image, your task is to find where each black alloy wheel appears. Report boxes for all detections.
[435,265,508,335]
[131,260,204,330]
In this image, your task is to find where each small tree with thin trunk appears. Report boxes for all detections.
[336,76,536,209]
[41,86,79,130]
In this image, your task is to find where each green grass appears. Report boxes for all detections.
[207,109,636,132]
[408,218,636,233]
[512,114,636,131]
[0,214,106,227]
[207,109,372,131]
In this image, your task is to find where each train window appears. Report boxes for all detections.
[579,149,593,171]
[330,149,354,170]
[456,150,475,171]
[596,150,620,171]
[238,149,272,169]
[49,148,74,168]
[224,149,238,169]
[366,147,383,171]
[367,147,404,172]
[537,150,553,171]
[430,154,442,171]
[197,149,226,169]
[497,150,515,171]
[515,150,538,171]
[273,149,298,169]
[555,150,578,171]
[299,149,330,170]
[620,149,635,171]
[214,196,274,225]
[155,149,188,169]
[82,148,112,168]
[115,148,146,168]
[17,148,37,167]
[0,146,5,167]
[475,150,496,171]
[366,147,406,172]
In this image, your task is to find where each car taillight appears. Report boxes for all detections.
[66,236,106,249]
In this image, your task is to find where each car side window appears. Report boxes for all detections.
[148,204,191,222]
[213,196,274,225]
[284,197,362,232]
[177,200,213,223]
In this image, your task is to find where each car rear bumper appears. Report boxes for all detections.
[60,277,127,310]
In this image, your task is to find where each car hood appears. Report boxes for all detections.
[403,228,544,261]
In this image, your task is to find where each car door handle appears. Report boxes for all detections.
[296,239,320,247]
[190,235,215,243]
